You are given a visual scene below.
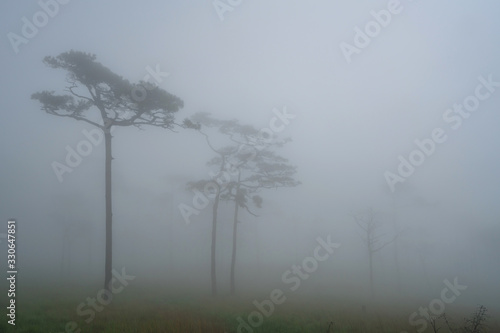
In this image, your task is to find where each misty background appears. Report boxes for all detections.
[0,0,499,318]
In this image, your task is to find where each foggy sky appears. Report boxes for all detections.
[1,0,499,319]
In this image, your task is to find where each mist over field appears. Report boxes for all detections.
[1,1,499,332]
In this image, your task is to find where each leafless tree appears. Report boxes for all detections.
[443,305,489,333]
[353,207,397,298]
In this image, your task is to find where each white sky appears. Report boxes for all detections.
[0,0,499,309]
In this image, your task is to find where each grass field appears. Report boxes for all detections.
[0,284,498,332]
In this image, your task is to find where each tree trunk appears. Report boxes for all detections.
[61,227,68,283]
[369,250,374,299]
[211,186,220,297]
[229,185,240,295]
[393,234,401,292]
[104,130,113,292]
[392,197,401,292]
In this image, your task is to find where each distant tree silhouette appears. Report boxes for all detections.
[184,114,237,297]
[185,113,299,295]
[353,207,397,299]
[222,142,299,295]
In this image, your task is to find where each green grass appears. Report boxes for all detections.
[0,287,497,333]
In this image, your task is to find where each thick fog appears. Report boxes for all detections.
[1,0,499,331]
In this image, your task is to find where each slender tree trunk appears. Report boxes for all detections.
[369,250,374,299]
[393,235,401,292]
[61,228,68,283]
[230,184,240,295]
[418,250,431,291]
[104,130,113,292]
[87,227,92,274]
[68,237,72,282]
[167,192,174,277]
[211,186,220,297]
[392,196,401,292]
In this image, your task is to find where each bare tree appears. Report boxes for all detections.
[443,305,489,333]
[353,207,397,298]
[429,315,443,333]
